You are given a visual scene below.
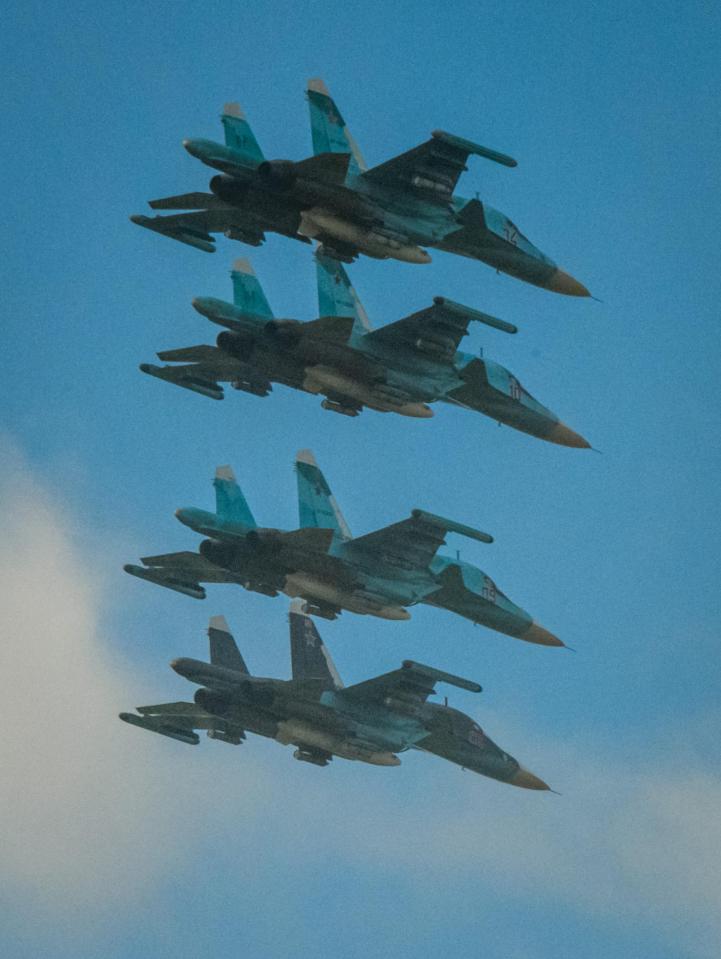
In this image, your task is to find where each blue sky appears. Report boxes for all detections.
[2,1,720,957]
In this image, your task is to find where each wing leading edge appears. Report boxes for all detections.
[348,509,492,571]
[342,659,481,705]
[362,130,517,203]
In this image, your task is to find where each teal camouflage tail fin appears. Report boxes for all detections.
[306,78,366,177]
[315,251,373,335]
[289,600,343,687]
[208,615,249,673]
[295,449,352,542]
[231,259,274,317]
[214,465,257,528]
[221,102,264,164]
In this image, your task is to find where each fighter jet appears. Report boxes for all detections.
[124,451,563,647]
[119,607,550,789]
[131,79,589,296]
[141,254,589,447]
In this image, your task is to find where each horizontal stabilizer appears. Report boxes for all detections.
[119,712,200,745]
[410,509,493,544]
[155,345,220,363]
[130,214,216,253]
[123,563,206,599]
[148,193,229,211]
[140,363,224,401]
[400,660,481,693]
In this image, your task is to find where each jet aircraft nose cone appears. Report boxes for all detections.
[522,621,564,647]
[547,422,591,449]
[509,765,551,791]
[546,268,590,297]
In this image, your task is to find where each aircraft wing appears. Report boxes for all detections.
[124,550,240,599]
[131,207,266,252]
[362,130,517,203]
[139,550,236,581]
[141,345,273,402]
[132,192,309,252]
[120,702,246,746]
[342,660,481,705]
[363,297,512,361]
[348,509,493,571]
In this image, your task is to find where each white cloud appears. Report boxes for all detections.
[295,744,721,958]
[0,437,718,959]
[0,440,270,919]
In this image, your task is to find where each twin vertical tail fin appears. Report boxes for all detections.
[231,259,274,318]
[289,600,343,687]
[214,466,257,529]
[221,102,265,164]
[295,449,352,542]
[315,252,373,336]
[208,615,250,673]
[306,78,367,177]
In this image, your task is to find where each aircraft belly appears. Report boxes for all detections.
[418,730,521,784]
[302,365,434,417]
[335,701,427,752]
[281,572,412,620]
[274,718,401,765]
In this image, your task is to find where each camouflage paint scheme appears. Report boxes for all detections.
[120,607,550,790]
[124,452,563,647]
[141,255,589,447]
[131,79,589,296]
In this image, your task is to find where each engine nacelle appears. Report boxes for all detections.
[199,538,237,568]
[256,159,298,189]
[194,687,229,715]
[209,174,250,204]
[265,318,302,346]
[245,527,284,554]
[217,330,256,361]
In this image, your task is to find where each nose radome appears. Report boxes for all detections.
[523,621,564,647]
[548,422,591,449]
[547,268,590,297]
[509,765,551,791]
